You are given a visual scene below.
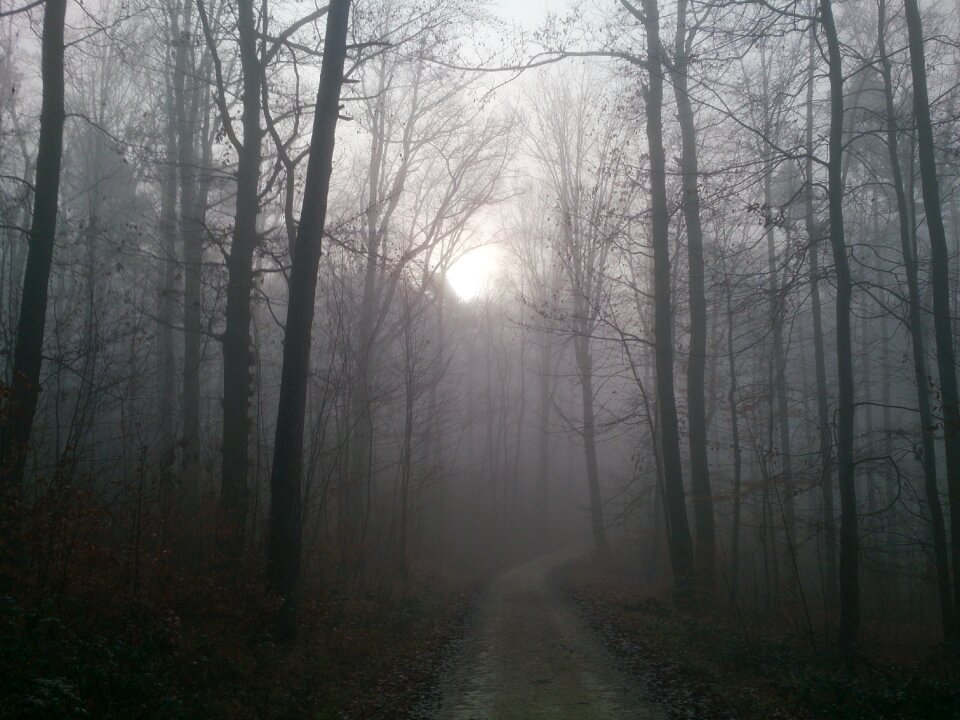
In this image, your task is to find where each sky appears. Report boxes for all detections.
[445,0,574,301]
[492,0,571,29]
[447,245,502,301]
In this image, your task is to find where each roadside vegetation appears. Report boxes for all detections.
[1,531,475,719]
[556,557,960,719]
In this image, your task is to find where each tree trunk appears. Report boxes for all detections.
[0,0,68,494]
[347,247,377,553]
[806,24,838,615]
[632,0,695,600]
[757,47,795,559]
[880,0,953,638]
[509,323,527,532]
[821,0,860,648]
[173,0,203,477]
[670,0,714,592]
[398,297,415,579]
[536,341,551,548]
[424,285,446,555]
[902,0,960,625]
[345,79,388,553]
[266,0,351,639]
[220,0,263,554]
[726,278,743,601]
[159,77,179,479]
[764,165,795,549]
[574,335,610,559]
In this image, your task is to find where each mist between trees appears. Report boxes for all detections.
[3,0,960,659]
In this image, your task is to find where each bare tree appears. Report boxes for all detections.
[805,20,838,615]
[0,0,68,502]
[267,0,352,638]
[171,0,212,480]
[527,68,632,559]
[877,0,952,639]
[201,0,265,554]
[820,0,860,648]
[625,0,696,599]
[902,0,960,629]
[670,0,715,591]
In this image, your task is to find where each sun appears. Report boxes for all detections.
[446,246,500,301]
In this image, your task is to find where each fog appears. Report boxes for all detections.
[3,0,960,715]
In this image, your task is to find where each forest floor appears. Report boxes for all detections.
[554,557,960,719]
[0,565,478,719]
[9,549,960,719]
[425,549,666,719]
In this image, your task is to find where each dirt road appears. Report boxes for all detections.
[432,551,665,719]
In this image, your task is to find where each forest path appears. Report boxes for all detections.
[432,550,665,720]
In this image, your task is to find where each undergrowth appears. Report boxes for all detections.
[0,564,472,719]
[555,558,960,720]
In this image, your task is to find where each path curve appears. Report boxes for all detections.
[433,551,665,720]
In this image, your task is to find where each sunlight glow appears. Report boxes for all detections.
[446,246,500,301]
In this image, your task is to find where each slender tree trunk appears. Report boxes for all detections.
[902,0,960,625]
[631,0,696,600]
[0,0,68,495]
[650,451,664,582]
[347,114,386,551]
[881,317,893,506]
[758,48,795,554]
[220,0,263,553]
[670,0,714,591]
[424,286,445,551]
[1,148,34,366]
[726,279,743,600]
[159,79,179,478]
[510,325,527,530]
[821,0,860,648]
[879,0,953,638]
[398,298,415,578]
[266,0,351,639]
[345,55,415,553]
[173,0,203,477]
[806,25,838,614]
[861,199,881,530]
[574,335,610,558]
[536,341,551,548]
[765,170,795,546]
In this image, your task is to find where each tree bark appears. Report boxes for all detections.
[725,276,743,600]
[172,0,203,476]
[398,293,416,578]
[629,0,696,600]
[159,77,179,479]
[670,0,714,592]
[805,23,838,615]
[266,0,351,639]
[220,0,263,554]
[574,334,610,558]
[820,0,860,648]
[756,47,795,561]
[764,158,795,552]
[0,0,68,494]
[536,340,552,547]
[902,0,960,626]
